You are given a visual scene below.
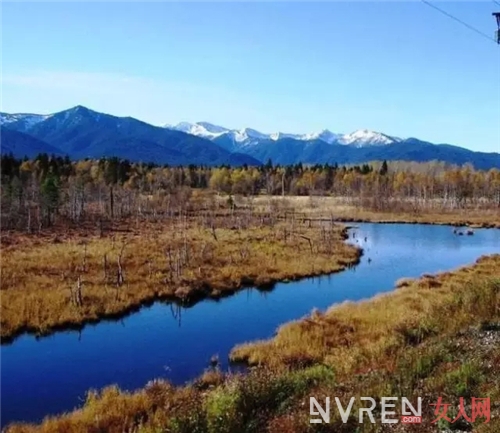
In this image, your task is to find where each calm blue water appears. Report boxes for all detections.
[1,223,499,427]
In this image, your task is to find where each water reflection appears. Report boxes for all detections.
[1,223,499,426]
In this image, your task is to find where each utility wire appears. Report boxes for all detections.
[421,0,497,44]
[493,1,500,8]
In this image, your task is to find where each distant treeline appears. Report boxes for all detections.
[1,153,499,230]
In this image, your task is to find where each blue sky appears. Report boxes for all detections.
[2,1,499,152]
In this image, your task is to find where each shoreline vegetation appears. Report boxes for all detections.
[6,254,499,433]
[2,156,500,431]
[240,195,500,229]
[4,157,498,343]
[3,194,498,343]
[0,214,361,343]
[228,254,500,367]
[2,156,500,234]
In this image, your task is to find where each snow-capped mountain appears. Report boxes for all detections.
[165,122,271,147]
[339,129,400,147]
[267,130,341,144]
[300,129,341,144]
[197,122,230,135]
[232,128,270,144]
[165,122,398,148]
[0,112,52,132]
[165,121,230,139]
[0,106,259,166]
[269,132,303,141]
[2,106,498,170]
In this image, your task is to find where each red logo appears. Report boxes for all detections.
[431,397,490,424]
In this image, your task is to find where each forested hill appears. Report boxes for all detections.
[2,106,499,170]
[2,153,499,231]
[0,107,260,167]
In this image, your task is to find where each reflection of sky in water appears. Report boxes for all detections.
[1,223,499,426]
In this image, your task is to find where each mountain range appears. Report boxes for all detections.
[166,121,397,148]
[166,121,500,169]
[1,106,499,169]
[0,107,258,166]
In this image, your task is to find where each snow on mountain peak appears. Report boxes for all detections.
[269,132,302,141]
[167,122,229,139]
[164,121,401,148]
[171,121,194,132]
[196,122,229,134]
[339,129,399,147]
[233,127,269,142]
[0,112,51,128]
[300,129,340,144]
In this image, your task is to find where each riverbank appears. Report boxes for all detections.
[237,195,500,228]
[230,254,500,366]
[0,216,360,343]
[6,254,499,433]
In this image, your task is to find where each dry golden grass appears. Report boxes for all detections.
[395,277,415,288]
[5,381,204,433]
[6,254,500,433]
[230,254,500,372]
[0,216,360,341]
[238,195,500,228]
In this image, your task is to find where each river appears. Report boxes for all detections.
[1,223,499,426]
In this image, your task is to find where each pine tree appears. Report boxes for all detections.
[379,160,388,176]
[41,172,60,226]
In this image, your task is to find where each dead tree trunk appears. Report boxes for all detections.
[71,275,83,307]
[82,243,88,273]
[299,235,313,254]
[116,241,127,286]
[103,254,108,281]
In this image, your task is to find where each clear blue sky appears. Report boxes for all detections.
[2,1,499,152]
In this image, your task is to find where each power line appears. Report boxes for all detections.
[421,0,497,44]
[493,1,500,8]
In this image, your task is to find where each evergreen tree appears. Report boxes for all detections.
[41,172,60,226]
[379,160,388,176]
